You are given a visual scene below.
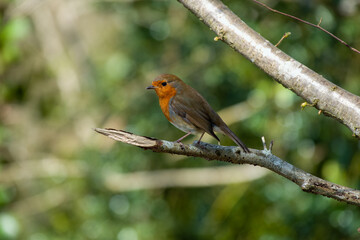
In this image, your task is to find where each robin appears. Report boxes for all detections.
[146,74,250,153]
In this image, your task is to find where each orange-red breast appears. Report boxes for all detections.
[146,74,250,153]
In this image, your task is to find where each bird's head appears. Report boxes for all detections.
[146,74,184,98]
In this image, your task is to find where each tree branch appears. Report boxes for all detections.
[252,0,360,54]
[105,165,268,192]
[95,128,360,206]
[177,0,360,138]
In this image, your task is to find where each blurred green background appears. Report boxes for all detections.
[1,0,360,239]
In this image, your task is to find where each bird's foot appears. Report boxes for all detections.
[193,141,208,150]
[175,140,185,150]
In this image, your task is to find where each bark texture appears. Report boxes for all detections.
[95,128,360,206]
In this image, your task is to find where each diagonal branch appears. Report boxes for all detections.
[252,0,360,54]
[177,0,360,138]
[95,128,360,206]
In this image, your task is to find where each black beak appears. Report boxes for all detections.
[146,85,156,90]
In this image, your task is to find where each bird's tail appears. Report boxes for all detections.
[220,125,250,153]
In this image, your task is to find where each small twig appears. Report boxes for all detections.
[252,0,360,54]
[214,36,221,41]
[269,140,274,152]
[301,102,309,110]
[95,128,360,206]
[261,136,273,152]
[275,32,291,47]
[301,99,319,110]
[261,136,267,150]
[317,17,322,26]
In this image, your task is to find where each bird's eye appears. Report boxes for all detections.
[161,82,167,86]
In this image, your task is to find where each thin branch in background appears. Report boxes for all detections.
[275,32,291,47]
[105,165,268,192]
[11,186,71,217]
[252,0,360,54]
[95,128,360,206]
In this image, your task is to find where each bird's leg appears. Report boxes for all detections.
[176,132,192,143]
[197,132,205,144]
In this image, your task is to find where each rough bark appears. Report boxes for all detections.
[95,128,360,206]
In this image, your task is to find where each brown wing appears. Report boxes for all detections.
[170,87,220,141]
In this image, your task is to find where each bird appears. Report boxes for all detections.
[146,74,250,153]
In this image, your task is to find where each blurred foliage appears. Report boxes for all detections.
[0,0,360,239]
